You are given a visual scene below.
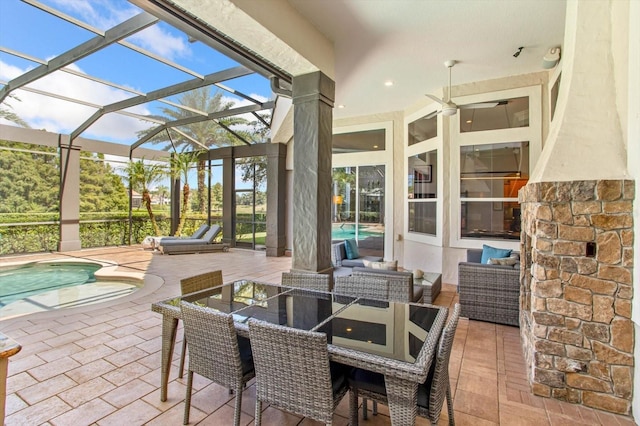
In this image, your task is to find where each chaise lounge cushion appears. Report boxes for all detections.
[161,224,221,247]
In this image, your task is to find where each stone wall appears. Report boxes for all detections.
[519,180,635,415]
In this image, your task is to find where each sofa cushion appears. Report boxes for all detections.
[481,244,512,264]
[488,256,518,266]
[362,259,398,271]
[341,255,382,268]
[344,239,360,259]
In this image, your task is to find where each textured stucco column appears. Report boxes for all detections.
[266,143,287,257]
[291,71,335,272]
[58,135,82,252]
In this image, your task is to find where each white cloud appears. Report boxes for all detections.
[1,60,153,142]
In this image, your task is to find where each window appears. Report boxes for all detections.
[460,142,529,240]
[459,97,529,133]
[408,114,437,146]
[333,129,385,153]
[408,150,437,235]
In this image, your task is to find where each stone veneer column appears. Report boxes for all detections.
[291,71,335,273]
[519,180,635,415]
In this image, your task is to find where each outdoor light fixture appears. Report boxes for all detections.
[542,47,561,69]
[513,47,524,58]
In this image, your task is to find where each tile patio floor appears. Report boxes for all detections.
[0,246,636,425]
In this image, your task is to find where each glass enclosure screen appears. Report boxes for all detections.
[408,150,437,236]
[234,156,267,250]
[459,97,529,133]
[460,141,528,240]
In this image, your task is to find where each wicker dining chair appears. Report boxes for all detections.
[281,271,332,292]
[248,318,350,425]
[333,275,390,301]
[180,302,254,426]
[178,270,224,378]
[348,303,461,426]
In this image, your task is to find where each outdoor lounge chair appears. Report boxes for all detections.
[143,223,210,250]
[158,224,230,254]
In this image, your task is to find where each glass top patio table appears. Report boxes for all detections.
[152,279,447,425]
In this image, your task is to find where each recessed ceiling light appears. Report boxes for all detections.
[373,145,378,149]
[384,81,394,87]
[338,104,345,109]
[346,328,352,332]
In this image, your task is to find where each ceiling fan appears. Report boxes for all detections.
[425,60,506,118]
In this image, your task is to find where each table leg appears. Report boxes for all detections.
[160,315,179,402]
[385,376,418,426]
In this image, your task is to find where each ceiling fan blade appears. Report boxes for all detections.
[425,93,447,106]
[459,100,509,110]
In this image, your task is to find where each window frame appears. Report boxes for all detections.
[404,103,443,246]
[333,121,394,259]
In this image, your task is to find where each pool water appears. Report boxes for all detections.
[331,223,383,240]
[0,262,102,307]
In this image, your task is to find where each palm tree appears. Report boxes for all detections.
[138,87,251,214]
[0,94,30,128]
[170,150,203,236]
[124,159,167,236]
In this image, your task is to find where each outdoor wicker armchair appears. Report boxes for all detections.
[348,303,461,426]
[177,270,224,378]
[281,271,332,292]
[180,301,254,426]
[248,318,350,425]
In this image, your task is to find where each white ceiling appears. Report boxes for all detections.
[287,0,566,119]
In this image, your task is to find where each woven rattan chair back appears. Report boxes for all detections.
[281,271,332,292]
[180,270,224,295]
[419,303,460,425]
[334,275,389,301]
[180,302,254,426]
[352,270,413,302]
[249,319,348,425]
[177,270,224,380]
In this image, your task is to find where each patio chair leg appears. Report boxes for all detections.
[373,400,378,415]
[363,398,368,420]
[446,384,455,426]
[179,337,187,379]
[254,400,263,426]
[349,389,359,426]
[233,384,243,426]
[183,370,193,425]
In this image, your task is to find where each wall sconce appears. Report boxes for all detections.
[542,47,561,69]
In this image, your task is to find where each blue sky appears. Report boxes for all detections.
[0,0,273,147]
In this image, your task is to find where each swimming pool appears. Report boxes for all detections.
[0,262,103,307]
[0,261,142,318]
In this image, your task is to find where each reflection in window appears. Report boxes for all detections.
[408,150,437,236]
[460,142,528,240]
[459,97,529,133]
[408,113,437,146]
[332,129,385,153]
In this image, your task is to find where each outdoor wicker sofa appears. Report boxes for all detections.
[458,248,520,326]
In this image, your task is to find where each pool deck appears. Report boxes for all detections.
[0,246,635,425]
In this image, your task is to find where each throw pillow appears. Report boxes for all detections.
[344,239,360,260]
[480,244,512,264]
[488,257,518,266]
[369,260,398,271]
